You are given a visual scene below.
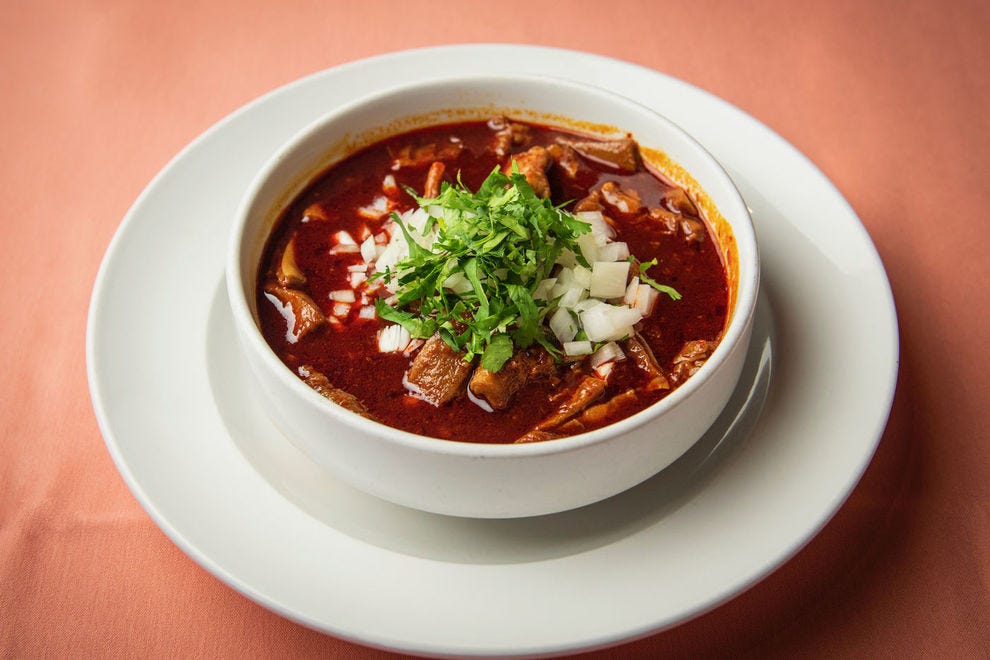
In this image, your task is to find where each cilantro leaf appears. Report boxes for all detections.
[635,258,683,300]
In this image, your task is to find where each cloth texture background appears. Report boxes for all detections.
[1,0,988,657]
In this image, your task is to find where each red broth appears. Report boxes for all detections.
[256,119,728,443]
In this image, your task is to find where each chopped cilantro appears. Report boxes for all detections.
[634,258,683,300]
[376,166,680,371]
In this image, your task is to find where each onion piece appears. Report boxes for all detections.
[549,307,578,343]
[557,286,585,309]
[563,340,593,356]
[357,195,390,220]
[333,230,356,245]
[597,241,630,263]
[378,324,411,352]
[576,233,600,263]
[532,277,557,300]
[633,284,660,316]
[590,261,630,299]
[571,265,592,290]
[576,210,615,242]
[442,271,473,294]
[360,236,378,263]
[590,341,626,369]
[580,303,643,342]
[348,271,367,288]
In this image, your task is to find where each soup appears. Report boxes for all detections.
[256,118,728,443]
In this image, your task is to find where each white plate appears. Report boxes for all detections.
[86,45,898,657]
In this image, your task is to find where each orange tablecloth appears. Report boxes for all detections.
[2,1,988,657]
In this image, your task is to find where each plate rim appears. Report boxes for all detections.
[86,43,899,657]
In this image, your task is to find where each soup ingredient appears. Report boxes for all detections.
[374,166,680,375]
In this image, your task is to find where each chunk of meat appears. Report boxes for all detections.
[546,143,581,178]
[559,137,639,172]
[468,348,556,410]
[624,333,670,391]
[423,161,445,198]
[300,365,376,419]
[505,146,551,198]
[661,187,698,216]
[405,334,474,406]
[647,206,706,242]
[302,202,332,222]
[573,189,604,213]
[391,141,463,170]
[264,284,325,341]
[514,429,561,444]
[558,388,639,433]
[680,217,707,243]
[647,207,679,234]
[670,339,717,385]
[600,181,642,214]
[533,375,607,431]
[277,235,306,287]
[489,116,532,156]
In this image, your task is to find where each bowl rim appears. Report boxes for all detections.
[225,72,760,458]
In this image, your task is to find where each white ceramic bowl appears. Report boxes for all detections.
[226,74,759,518]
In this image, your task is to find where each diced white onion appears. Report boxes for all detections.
[329,244,360,255]
[329,289,356,303]
[590,261,631,298]
[405,207,433,236]
[590,341,626,369]
[332,302,351,317]
[633,285,660,316]
[378,324,411,352]
[374,241,405,278]
[347,263,368,273]
[442,271,473,294]
[580,303,643,342]
[348,271,367,288]
[576,233,600,263]
[557,286,585,309]
[357,195,390,219]
[555,248,578,267]
[572,298,604,313]
[360,236,378,263]
[358,305,377,320]
[594,362,615,379]
[597,241,630,263]
[576,210,616,241]
[623,276,641,305]
[532,277,557,300]
[571,265,592,290]
[382,174,397,194]
[333,230,356,245]
[549,307,578,343]
[563,340,593,356]
[356,224,372,241]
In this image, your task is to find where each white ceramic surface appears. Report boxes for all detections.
[87,45,898,658]
[227,75,759,518]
